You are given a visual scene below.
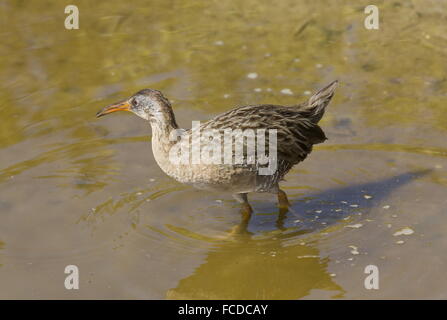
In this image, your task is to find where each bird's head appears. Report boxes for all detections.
[96,89,174,122]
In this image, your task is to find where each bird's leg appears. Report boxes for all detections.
[231,193,252,234]
[277,188,291,209]
[233,192,252,210]
[274,189,290,230]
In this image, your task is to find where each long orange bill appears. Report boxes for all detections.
[96,100,131,118]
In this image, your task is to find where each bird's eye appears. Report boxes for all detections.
[131,98,138,106]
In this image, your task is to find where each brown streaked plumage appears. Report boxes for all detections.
[96,81,338,221]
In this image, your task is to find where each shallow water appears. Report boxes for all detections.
[1,0,447,299]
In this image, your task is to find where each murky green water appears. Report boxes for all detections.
[1,0,447,299]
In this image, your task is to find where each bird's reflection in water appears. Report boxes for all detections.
[167,233,344,299]
[167,170,429,299]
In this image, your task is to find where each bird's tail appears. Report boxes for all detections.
[300,80,338,124]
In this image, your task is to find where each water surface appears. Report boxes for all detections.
[0,0,447,299]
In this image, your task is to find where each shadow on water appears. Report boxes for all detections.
[166,170,429,299]
[250,169,431,235]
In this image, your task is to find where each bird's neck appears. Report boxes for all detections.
[149,107,181,157]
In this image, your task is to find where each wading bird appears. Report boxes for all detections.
[96,81,337,222]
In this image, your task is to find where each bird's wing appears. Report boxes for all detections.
[197,104,327,165]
